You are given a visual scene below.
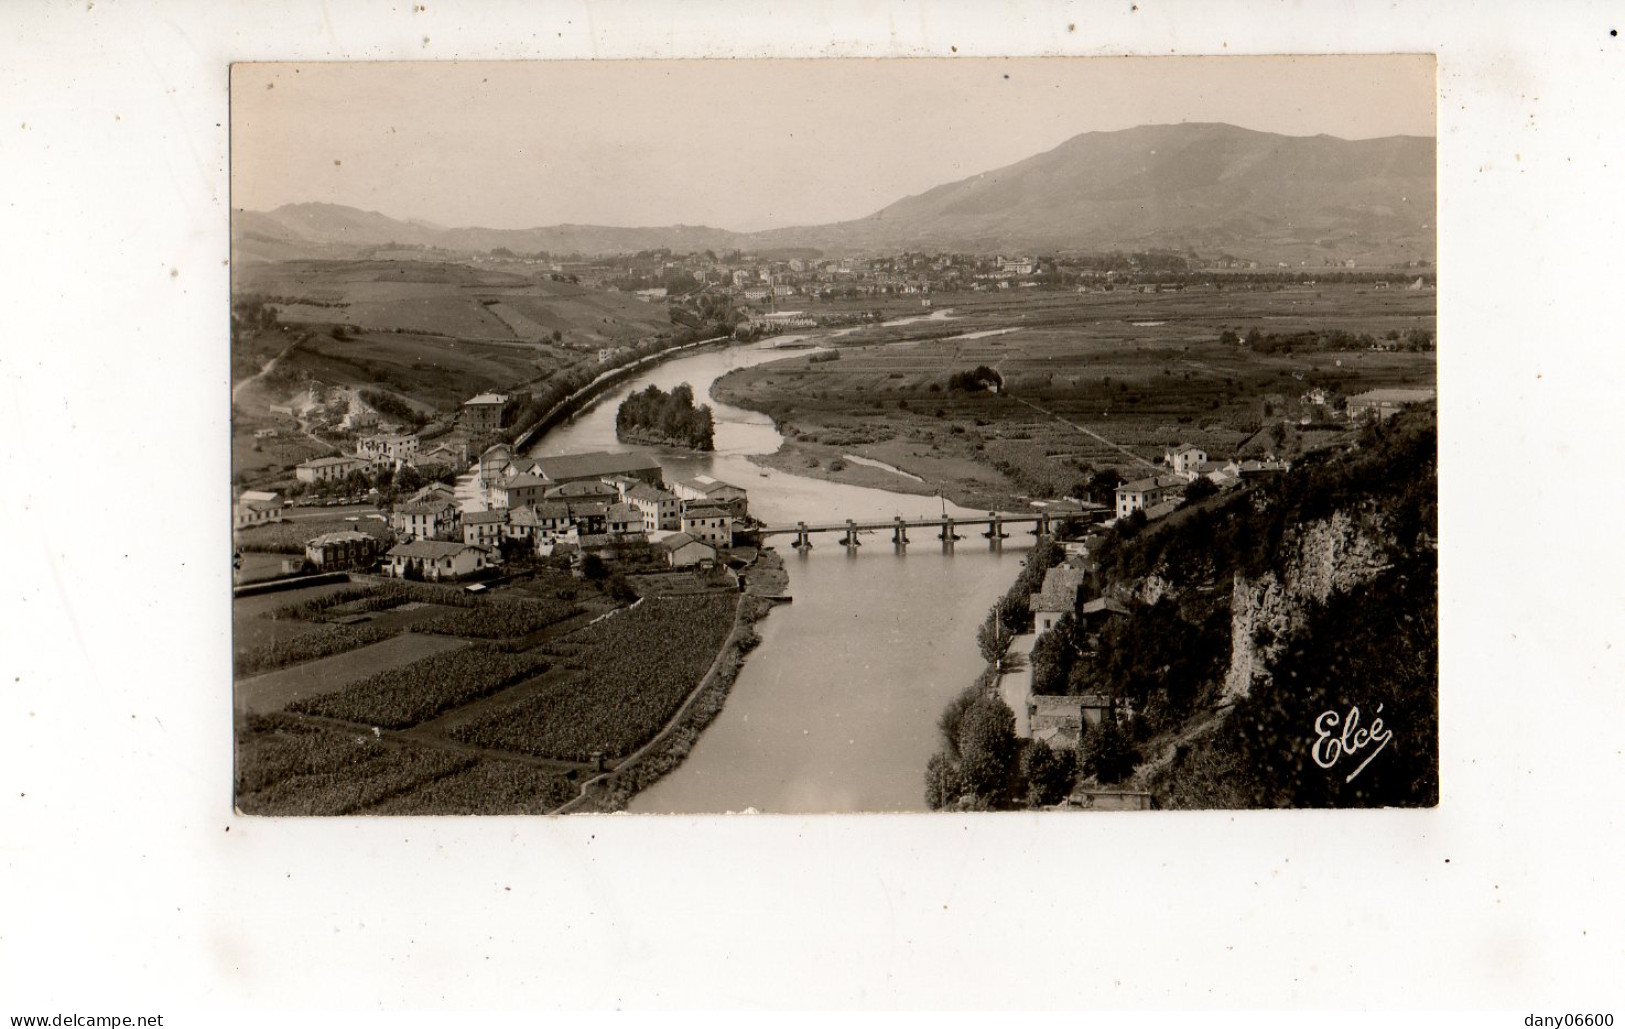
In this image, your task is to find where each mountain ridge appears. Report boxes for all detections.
[234,122,1435,264]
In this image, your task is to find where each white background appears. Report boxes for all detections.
[2,0,1621,1012]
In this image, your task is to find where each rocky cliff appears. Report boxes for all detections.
[1222,508,1393,700]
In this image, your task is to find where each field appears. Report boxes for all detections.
[287,646,553,728]
[232,572,741,814]
[234,515,394,555]
[448,593,739,761]
[236,259,671,345]
[236,632,469,715]
[718,284,1435,506]
[230,258,678,500]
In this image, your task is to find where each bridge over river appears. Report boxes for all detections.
[757,511,1055,548]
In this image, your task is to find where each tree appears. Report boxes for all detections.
[1028,614,1077,694]
[395,464,424,495]
[580,553,609,581]
[956,695,1017,799]
[1182,477,1218,506]
[1021,741,1077,808]
[1087,711,1139,785]
[924,752,967,811]
[1086,468,1123,505]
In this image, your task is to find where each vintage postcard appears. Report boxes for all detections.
[230,56,1437,815]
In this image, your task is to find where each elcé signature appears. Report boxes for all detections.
[1310,704,1394,783]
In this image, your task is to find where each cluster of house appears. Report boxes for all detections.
[988,552,1131,754]
[294,431,469,484]
[367,447,752,579]
[997,554,1135,757]
[1112,444,1290,522]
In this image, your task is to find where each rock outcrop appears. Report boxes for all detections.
[1222,509,1392,700]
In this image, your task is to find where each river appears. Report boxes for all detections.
[530,337,1033,813]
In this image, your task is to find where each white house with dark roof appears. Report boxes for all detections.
[490,473,550,509]
[295,455,368,484]
[606,502,642,537]
[1346,387,1435,421]
[1115,475,1184,520]
[672,475,749,517]
[385,540,488,581]
[233,489,284,529]
[461,393,511,434]
[506,501,574,544]
[680,506,733,547]
[357,432,420,467]
[626,483,682,532]
[391,497,460,540]
[1163,444,1208,480]
[462,508,508,548]
[1030,563,1087,634]
[658,532,717,569]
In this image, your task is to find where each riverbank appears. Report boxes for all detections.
[711,358,1041,513]
[553,549,786,814]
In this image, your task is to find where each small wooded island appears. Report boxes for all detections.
[616,382,716,451]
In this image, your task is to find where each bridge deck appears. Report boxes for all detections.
[758,514,1048,536]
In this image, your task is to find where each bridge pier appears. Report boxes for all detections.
[938,517,960,543]
[1031,512,1051,537]
[842,519,861,547]
[793,521,812,550]
[982,512,1009,540]
[892,518,909,546]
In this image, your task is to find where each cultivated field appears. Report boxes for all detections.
[236,259,671,345]
[719,284,1435,505]
[232,574,741,815]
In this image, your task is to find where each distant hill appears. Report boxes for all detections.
[233,203,751,263]
[234,123,1435,264]
[753,123,1435,264]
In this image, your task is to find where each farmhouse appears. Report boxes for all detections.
[490,473,550,510]
[461,393,511,434]
[385,540,489,581]
[462,508,508,548]
[406,484,459,511]
[295,455,368,484]
[1162,444,1208,478]
[1346,387,1436,421]
[1029,695,1085,751]
[1030,563,1087,634]
[506,501,573,544]
[478,444,515,487]
[569,501,608,536]
[356,432,419,467]
[304,530,380,572]
[390,498,459,540]
[418,440,468,468]
[1114,475,1185,520]
[233,490,284,529]
[680,506,733,548]
[672,475,749,518]
[626,483,682,532]
[658,532,717,569]
[606,502,642,537]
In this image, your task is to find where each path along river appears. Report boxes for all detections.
[528,336,1033,813]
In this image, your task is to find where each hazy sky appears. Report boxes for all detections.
[232,56,1435,233]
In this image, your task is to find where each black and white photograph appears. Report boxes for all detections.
[8,0,1625,1016]
[231,56,1437,815]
